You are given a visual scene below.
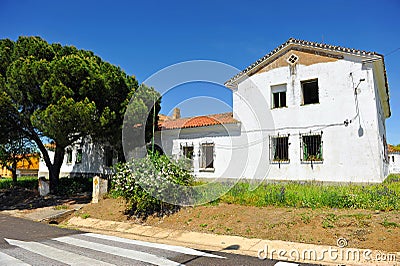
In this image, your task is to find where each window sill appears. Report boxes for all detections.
[301,160,324,164]
[301,102,320,106]
[271,106,288,110]
[199,168,215,173]
[271,160,290,164]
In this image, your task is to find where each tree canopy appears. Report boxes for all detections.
[0,36,160,192]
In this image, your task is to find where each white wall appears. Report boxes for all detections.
[230,56,386,183]
[155,124,242,178]
[389,153,400,174]
[38,138,115,178]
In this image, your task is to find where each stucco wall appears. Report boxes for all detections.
[389,153,400,174]
[231,55,386,182]
[38,139,115,178]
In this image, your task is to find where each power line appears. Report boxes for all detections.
[385,47,400,57]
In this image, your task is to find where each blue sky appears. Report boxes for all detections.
[0,0,399,144]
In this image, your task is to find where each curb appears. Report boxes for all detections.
[65,216,400,266]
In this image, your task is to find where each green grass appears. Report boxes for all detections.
[0,176,37,189]
[202,174,400,211]
[381,218,400,228]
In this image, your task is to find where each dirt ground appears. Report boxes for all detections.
[77,197,400,252]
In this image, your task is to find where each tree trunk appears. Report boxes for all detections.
[11,161,17,186]
[30,133,65,195]
[49,145,65,194]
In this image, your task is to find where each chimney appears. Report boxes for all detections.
[172,108,181,119]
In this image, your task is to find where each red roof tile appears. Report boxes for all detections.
[158,112,239,130]
[388,144,400,153]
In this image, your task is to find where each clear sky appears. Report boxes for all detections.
[0,0,399,144]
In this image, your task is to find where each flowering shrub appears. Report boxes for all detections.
[111,154,194,218]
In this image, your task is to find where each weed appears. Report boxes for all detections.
[300,213,311,224]
[81,213,90,219]
[322,213,337,229]
[199,223,208,228]
[54,205,69,210]
[381,219,400,228]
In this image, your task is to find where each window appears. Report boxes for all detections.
[393,156,395,163]
[301,79,319,105]
[182,146,194,160]
[270,135,289,162]
[105,147,113,167]
[66,149,72,164]
[286,54,299,65]
[271,84,287,109]
[181,145,194,170]
[200,143,214,170]
[75,148,83,163]
[301,133,323,161]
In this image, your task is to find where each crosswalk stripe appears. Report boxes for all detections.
[84,232,226,259]
[55,235,182,266]
[0,251,30,266]
[5,238,114,266]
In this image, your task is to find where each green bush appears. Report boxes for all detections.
[57,176,93,196]
[111,154,194,218]
[0,176,37,190]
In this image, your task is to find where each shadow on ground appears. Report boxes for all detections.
[0,187,91,211]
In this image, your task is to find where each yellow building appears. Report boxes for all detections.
[0,154,39,178]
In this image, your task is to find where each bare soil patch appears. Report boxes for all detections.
[76,197,400,252]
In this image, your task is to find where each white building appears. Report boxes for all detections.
[156,38,391,183]
[38,139,117,179]
[388,145,400,174]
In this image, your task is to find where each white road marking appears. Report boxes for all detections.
[84,232,226,259]
[5,238,114,266]
[55,235,182,266]
[274,262,299,266]
[0,251,30,266]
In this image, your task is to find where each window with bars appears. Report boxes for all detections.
[301,133,323,162]
[181,145,194,169]
[66,149,73,164]
[271,84,287,109]
[270,135,289,162]
[200,143,214,169]
[75,148,83,164]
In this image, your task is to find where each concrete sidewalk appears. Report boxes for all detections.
[1,204,85,223]
[2,206,399,265]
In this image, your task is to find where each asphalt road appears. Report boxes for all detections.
[0,214,316,265]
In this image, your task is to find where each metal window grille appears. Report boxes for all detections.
[270,135,289,162]
[181,144,194,170]
[301,133,323,162]
[75,148,83,164]
[201,143,214,169]
[66,149,72,164]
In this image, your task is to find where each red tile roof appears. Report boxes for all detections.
[388,144,400,153]
[158,112,239,130]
